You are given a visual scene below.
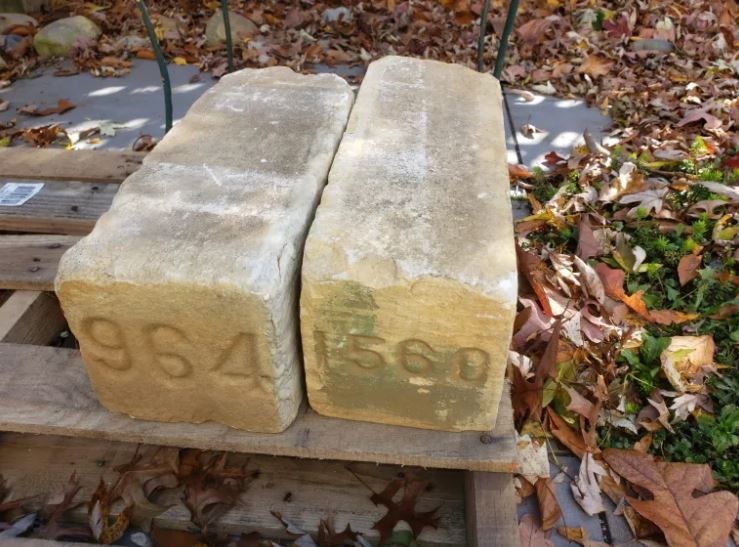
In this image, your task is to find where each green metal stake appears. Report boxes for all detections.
[220,0,234,73]
[476,0,492,72]
[493,0,520,79]
[136,0,173,133]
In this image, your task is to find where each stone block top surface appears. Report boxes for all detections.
[59,67,354,299]
[303,56,516,302]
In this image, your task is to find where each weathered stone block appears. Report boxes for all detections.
[56,67,354,432]
[301,56,516,432]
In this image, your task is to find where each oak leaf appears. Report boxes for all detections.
[603,449,739,547]
[369,478,440,544]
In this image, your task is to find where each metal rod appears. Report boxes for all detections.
[220,0,234,73]
[493,0,520,79]
[476,0,492,72]
[136,0,173,133]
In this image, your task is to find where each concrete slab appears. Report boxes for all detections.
[504,91,611,168]
[0,60,216,150]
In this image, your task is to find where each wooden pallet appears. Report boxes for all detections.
[0,149,519,546]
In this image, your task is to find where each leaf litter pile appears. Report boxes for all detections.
[1,0,739,544]
[0,447,443,546]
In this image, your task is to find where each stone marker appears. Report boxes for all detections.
[301,56,516,432]
[56,67,354,432]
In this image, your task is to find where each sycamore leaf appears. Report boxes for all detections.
[535,477,562,531]
[556,526,610,546]
[660,336,715,393]
[516,433,550,484]
[603,449,739,547]
[570,453,607,516]
[619,188,668,217]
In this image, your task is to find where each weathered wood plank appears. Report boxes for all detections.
[0,433,466,545]
[0,344,517,473]
[0,291,66,345]
[464,471,519,547]
[0,149,144,184]
[0,181,117,235]
[0,235,80,291]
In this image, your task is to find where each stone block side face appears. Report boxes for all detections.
[58,280,295,432]
[56,67,354,433]
[300,56,517,431]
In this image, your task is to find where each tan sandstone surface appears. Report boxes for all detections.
[301,56,516,432]
[55,67,354,432]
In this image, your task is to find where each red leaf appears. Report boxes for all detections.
[576,214,600,260]
[517,244,554,316]
[544,151,566,167]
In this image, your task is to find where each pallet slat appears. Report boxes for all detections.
[0,291,66,345]
[0,235,80,291]
[0,182,117,235]
[0,149,144,184]
[464,471,519,546]
[0,433,467,546]
[0,344,516,473]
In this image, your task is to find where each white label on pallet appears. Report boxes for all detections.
[0,182,44,206]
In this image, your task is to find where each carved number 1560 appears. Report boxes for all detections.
[316,331,489,383]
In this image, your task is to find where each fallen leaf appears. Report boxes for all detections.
[19,99,76,117]
[677,254,702,286]
[509,163,534,180]
[368,477,440,544]
[579,55,612,77]
[318,516,360,546]
[660,335,715,393]
[547,408,594,459]
[520,123,544,139]
[519,513,554,547]
[603,449,739,547]
[0,100,8,113]
[677,108,722,131]
[88,479,131,544]
[535,477,561,531]
[516,433,550,484]
[576,215,600,260]
[570,453,607,516]
[37,473,91,541]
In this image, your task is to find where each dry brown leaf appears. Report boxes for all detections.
[535,477,562,531]
[570,453,607,516]
[660,335,715,393]
[519,513,555,547]
[603,449,739,547]
[677,254,702,286]
[579,55,613,77]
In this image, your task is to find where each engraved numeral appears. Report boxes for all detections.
[316,329,490,384]
[80,317,132,371]
[344,334,386,369]
[213,332,259,377]
[452,347,489,382]
[78,317,262,386]
[398,339,436,373]
[145,324,193,378]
